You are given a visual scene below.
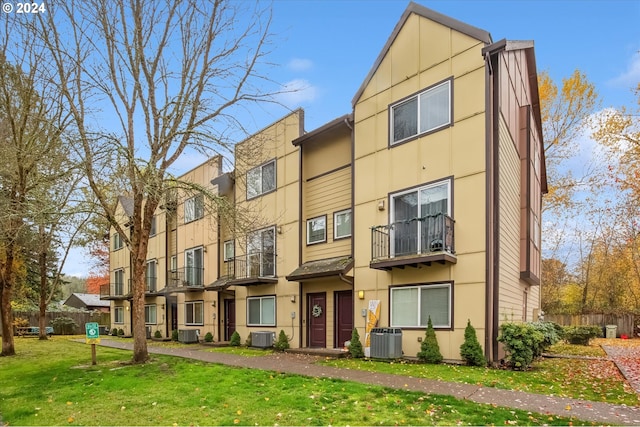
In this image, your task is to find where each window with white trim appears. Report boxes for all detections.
[145,305,157,324]
[184,195,204,223]
[113,233,123,250]
[114,306,124,324]
[247,296,276,326]
[306,216,326,245]
[223,240,234,261]
[185,301,204,325]
[246,160,276,199]
[390,79,451,145]
[334,209,351,239]
[390,283,452,328]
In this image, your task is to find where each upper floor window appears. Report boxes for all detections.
[391,179,451,257]
[334,209,352,239]
[113,233,123,250]
[390,79,452,145]
[246,160,276,199]
[306,216,326,245]
[184,194,204,223]
[149,216,157,236]
[223,240,235,262]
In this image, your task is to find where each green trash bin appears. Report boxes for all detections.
[606,325,617,339]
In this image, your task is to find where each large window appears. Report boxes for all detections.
[306,216,326,245]
[185,301,204,325]
[185,247,204,286]
[184,194,204,223]
[146,260,157,292]
[390,79,451,145]
[246,160,276,199]
[334,209,351,239]
[114,306,124,324]
[247,296,276,326]
[390,283,452,328]
[248,227,275,277]
[391,179,451,257]
[145,305,157,324]
[114,269,125,295]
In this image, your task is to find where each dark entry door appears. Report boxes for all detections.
[224,299,236,341]
[307,292,326,348]
[335,290,353,348]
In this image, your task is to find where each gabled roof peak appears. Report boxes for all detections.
[352,2,492,107]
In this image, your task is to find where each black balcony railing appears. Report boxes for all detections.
[168,267,204,288]
[226,252,275,281]
[99,281,131,299]
[371,213,455,263]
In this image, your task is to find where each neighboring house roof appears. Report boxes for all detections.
[292,114,353,147]
[63,293,111,310]
[352,1,493,106]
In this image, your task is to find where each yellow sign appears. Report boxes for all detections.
[85,338,101,345]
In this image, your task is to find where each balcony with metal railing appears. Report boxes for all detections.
[370,213,456,270]
[226,252,278,286]
[99,281,131,300]
[168,267,205,291]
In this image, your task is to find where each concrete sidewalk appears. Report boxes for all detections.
[97,339,640,425]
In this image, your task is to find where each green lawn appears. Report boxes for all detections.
[321,341,638,406]
[0,337,594,426]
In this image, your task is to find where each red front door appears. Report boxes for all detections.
[335,290,353,348]
[224,299,236,341]
[307,292,326,348]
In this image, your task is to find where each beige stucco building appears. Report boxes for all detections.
[104,2,546,363]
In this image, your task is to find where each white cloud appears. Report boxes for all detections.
[608,51,640,88]
[276,79,319,107]
[288,58,313,72]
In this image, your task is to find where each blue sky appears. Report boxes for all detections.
[63,0,640,277]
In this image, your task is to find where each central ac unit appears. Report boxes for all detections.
[251,331,274,348]
[178,329,199,343]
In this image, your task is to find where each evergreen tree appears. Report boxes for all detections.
[417,316,443,363]
[460,319,486,366]
[274,330,290,352]
[349,328,364,358]
[229,331,241,346]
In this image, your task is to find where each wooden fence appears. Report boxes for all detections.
[545,314,639,338]
[1,311,110,336]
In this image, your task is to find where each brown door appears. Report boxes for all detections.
[224,299,236,341]
[334,290,353,348]
[307,292,326,348]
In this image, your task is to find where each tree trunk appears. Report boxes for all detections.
[1,248,16,356]
[39,249,48,340]
[131,257,148,363]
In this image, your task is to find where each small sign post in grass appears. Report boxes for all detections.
[85,322,100,365]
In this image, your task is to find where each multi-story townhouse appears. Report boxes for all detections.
[104,2,546,363]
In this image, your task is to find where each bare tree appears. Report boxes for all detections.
[0,20,73,355]
[32,0,280,362]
